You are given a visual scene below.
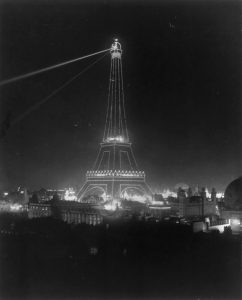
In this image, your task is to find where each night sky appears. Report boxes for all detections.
[0,0,241,192]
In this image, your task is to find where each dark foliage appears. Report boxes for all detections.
[0,215,241,299]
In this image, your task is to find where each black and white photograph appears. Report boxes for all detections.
[0,0,241,299]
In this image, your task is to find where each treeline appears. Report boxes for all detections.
[0,214,241,299]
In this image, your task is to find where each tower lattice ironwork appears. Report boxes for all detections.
[78,39,152,202]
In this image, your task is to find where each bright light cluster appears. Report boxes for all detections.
[64,188,77,201]
[160,189,177,198]
[214,192,224,199]
[86,170,145,178]
[102,191,152,210]
[230,218,240,225]
[122,191,151,203]
[106,136,124,143]
[155,189,224,199]
[104,199,120,211]
[203,190,224,199]
[151,200,165,205]
[10,203,23,211]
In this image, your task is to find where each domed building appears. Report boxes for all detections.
[224,177,242,210]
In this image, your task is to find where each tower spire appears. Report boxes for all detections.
[103,39,129,143]
[78,39,152,202]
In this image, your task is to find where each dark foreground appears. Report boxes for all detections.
[0,214,241,299]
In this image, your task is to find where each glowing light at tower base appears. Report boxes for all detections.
[104,199,120,211]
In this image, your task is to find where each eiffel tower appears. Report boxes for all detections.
[78,39,152,202]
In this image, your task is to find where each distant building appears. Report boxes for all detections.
[176,187,219,218]
[30,188,66,202]
[224,176,242,210]
[220,177,242,231]
[28,202,52,218]
[28,200,103,226]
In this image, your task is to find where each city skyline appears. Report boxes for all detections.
[0,1,241,191]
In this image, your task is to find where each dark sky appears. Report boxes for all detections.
[0,0,241,192]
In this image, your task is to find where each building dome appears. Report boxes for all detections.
[224,176,242,210]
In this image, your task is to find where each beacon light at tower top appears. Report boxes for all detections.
[111,39,122,52]
[110,38,122,59]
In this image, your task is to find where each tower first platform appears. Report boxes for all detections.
[78,40,152,202]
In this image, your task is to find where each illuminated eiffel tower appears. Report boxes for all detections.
[78,39,152,202]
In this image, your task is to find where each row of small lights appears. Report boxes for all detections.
[106,136,125,142]
[87,170,145,176]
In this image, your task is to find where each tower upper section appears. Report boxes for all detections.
[110,39,122,59]
[103,39,129,143]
